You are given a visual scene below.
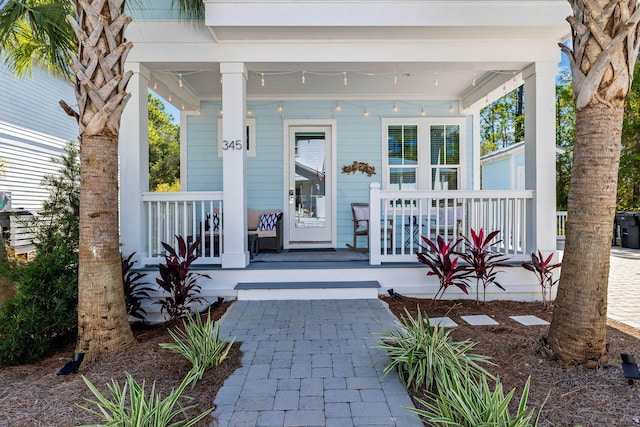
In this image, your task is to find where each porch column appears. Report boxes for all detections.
[220,62,249,268]
[471,108,482,190]
[119,62,150,260]
[523,62,557,253]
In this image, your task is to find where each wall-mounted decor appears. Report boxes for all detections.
[342,161,376,176]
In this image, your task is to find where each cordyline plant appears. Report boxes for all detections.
[121,252,154,321]
[459,228,511,304]
[417,235,470,300]
[156,235,210,321]
[522,250,561,308]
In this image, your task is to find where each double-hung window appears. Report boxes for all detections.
[383,119,464,191]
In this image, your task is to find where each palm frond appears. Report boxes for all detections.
[171,0,205,20]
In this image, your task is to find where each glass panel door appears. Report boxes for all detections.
[288,125,333,246]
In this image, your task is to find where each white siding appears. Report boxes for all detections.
[0,63,77,212]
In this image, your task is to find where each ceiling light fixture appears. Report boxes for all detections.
[343,72,348,86]
[178,73,183,88]
[301,71,306,84]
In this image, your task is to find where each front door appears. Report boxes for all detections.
[286,124,334,248]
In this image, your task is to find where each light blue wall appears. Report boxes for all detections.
[127,0,182,20]
[481,150,525,190]
[186,99,474,247]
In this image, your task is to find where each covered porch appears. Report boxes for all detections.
[119,0,570,300]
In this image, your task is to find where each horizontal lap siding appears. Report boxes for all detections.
[481,157,512,190]
[186,99,468,247]
[0,62,77,212]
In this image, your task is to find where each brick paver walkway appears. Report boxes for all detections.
[608,247,640,329]
[211,299,422,427]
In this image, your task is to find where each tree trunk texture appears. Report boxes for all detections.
[548,104,622,366]
[548,0,640,365]
[71,0,134,362]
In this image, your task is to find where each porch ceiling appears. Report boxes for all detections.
[147,60,529,106]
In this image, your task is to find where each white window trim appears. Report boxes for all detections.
[381,117,467,191]
[217,117,256,157]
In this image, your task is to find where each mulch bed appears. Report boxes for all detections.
[382,296,640,427]
[0,302,241,427]
[2,297,640,426]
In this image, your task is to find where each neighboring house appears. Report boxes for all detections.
[0,62,77,212]
[481,141,566,191]
[0,60,77,255]
[120,0,571,302]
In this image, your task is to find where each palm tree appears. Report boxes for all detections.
[547,1,640,366]
[0,0,204,363]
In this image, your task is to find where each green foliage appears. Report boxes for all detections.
[619,60,640,210]
[480,87,524,156]
[79,371,211,427]
[0,143,79,366]
[148,92,180,192]
[156,235,209,321]
[556,72,575,211]
[159,308,235,383]
[0,242,78,365]
[410,374,540,427]
[375,308,491,392]
[0,0,76,79]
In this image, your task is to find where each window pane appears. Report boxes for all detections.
[390,168,417,190]
[388,126,403,165]
[431,167,458,190]
[403,126,418,165]
[430,125,445,165]
[446,125,460,164]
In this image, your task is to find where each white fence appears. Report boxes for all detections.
[369,185,535,264]
[141,192,224,265]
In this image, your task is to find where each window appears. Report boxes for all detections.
[387,125,417,190]
[217,118,256,157]
[430,125,460,190]
[382,119,464,191]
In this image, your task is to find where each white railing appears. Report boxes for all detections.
[142,192,224,265]
[369,184,535,264]
[556,211,567,239]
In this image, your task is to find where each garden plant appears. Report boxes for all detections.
[156,235,210,321]
[417,235,470,299]
[122,252,153,321]
[458,228,511,303]
[375,307,491,392]
[522,250,561,308]
[160,307,235,383]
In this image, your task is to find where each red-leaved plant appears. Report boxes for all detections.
[417,235,470,300]
[121,252,154,321]
[156,235,210,321]
[522,250,561,308]
[458,228,511,304]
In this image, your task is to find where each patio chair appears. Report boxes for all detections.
[349,203,393,252]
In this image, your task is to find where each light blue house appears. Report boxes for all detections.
[118,0,571,302]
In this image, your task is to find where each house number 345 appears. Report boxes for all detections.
[222,140,243,150]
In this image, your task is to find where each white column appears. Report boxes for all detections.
[119,63,150,260]
[523,62,557,253]
[220,63,249,268]
[369,182,381,265]
[471,109,481,190]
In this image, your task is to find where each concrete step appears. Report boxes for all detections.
[234,280,381,300]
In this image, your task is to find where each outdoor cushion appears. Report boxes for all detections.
[258,212,280,231]
[353,205,369,231]
[206,212,220,231]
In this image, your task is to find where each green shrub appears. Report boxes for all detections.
[0,142,79,366]
[0,244,77,365]
[159,308,235,383]
[79,371,211,427]
[409,374,541,427]
[375,307,491,392]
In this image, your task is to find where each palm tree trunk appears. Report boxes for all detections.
[77,134,133,360]
[548,103,623,366]
[72,0,134,362]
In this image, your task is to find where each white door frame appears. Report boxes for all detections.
[283,119,337,249]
